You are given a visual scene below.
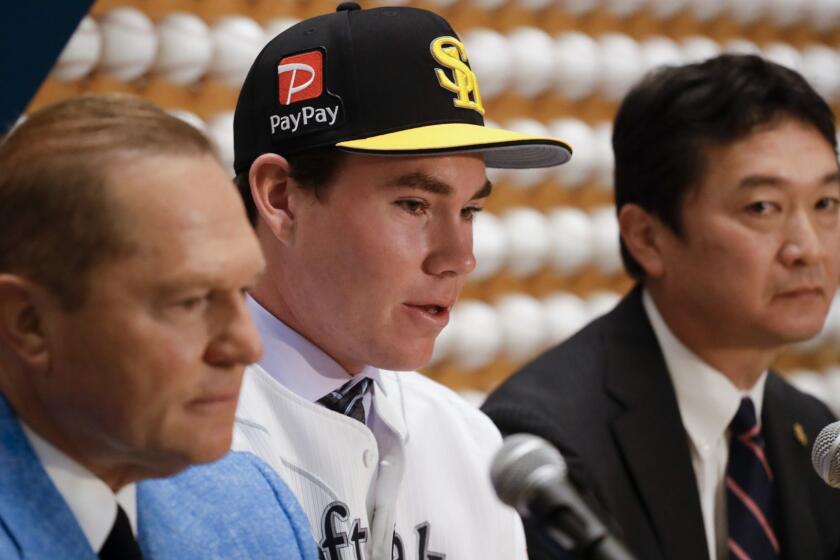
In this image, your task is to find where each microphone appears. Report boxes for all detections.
[491,433,635,560]
[812,420,840,488]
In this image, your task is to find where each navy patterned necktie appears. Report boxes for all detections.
[726,397,780,560]
[317,377,373,424]
[99,505,142,560]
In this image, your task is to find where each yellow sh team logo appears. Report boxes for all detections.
[430,36,485,116]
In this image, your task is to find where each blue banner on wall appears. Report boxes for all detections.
[0,1,94,135]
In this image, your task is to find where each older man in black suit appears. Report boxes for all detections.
[483,54,840,560]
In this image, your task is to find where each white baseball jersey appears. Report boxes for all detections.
[232,301,527,560]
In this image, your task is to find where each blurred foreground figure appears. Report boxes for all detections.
[484,55,840,560]
[0,94,316,559]
[230,3,572,559]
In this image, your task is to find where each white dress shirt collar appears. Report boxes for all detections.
[247,295,385,402]
[20,424,137,552]
[642,289,767,455]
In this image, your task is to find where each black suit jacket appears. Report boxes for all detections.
[483,287,840,560]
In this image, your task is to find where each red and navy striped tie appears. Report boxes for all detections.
[726,397,780,560]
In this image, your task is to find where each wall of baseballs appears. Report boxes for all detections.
[29,0,840,412]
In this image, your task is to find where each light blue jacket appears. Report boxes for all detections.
[0,395,317,559]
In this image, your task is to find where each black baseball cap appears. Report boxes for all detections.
[233,2,572,176]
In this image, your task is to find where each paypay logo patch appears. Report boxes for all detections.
[270,49,344,139]
[278,51,323,105]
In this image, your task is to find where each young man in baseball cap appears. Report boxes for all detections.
[231,4,571,559]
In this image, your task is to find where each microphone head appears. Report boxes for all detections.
[811,420,840,488]
[490,433,567,516]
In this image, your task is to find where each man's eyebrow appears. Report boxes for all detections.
[738,171,840,189]
[387,172,452,195]
[737,175,784,189]
[386,172,493,200]
[823,171,840,186]
[471,179,493,200]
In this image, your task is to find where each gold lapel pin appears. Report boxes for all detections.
[793,422,808,447]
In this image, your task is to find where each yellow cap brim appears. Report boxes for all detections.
[335,123,572,169]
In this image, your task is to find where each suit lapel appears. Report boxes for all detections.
[0,395,94,558]
[604,289,710,560]
[761,374,821,560]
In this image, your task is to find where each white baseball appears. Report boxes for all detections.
[504,119,552,189]
[590,205,623,275]
[641,36,685,74]
[562,0,599,14]
[53,15,101,81]
[788,370,830,405]
[99,7,158,82]
[722,38,761,56]
[649,0,689,20]
[426,0,459,8]
[495,293,550,361]
[519,0,553,11]
[264,18,301,40]
[542,292,588,345]
[726,0,765,26]
[800,289,840,351]
[550,118,596,189]
[681,36,721,64]
[807,0,840,32]
[471,0,507,12]
[605,0,647,17]
[462,28,513,100]
[768,0,805,26]
[554,32,600,101]
[688,0,726,20]
[501,207,552,277]
[828,290,840,345]
[167,109,208,135]
[592,121,615,190]
[547,207,593,275]
[470,211,508,281]
[508,27,556,98]
[210,16,266,89]
[428,315,457,366]
[598,33,645,101]
[154,13,213,85]
[762,42,802,73]
[207,112,235,176]
[823,367,840,416]
[449,300,503,370]
[800,44,840,103]
[585,290,621,321]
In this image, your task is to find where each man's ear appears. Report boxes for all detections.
[618,204,668,279]
[249,153,297,244]
[0,275,50,371]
